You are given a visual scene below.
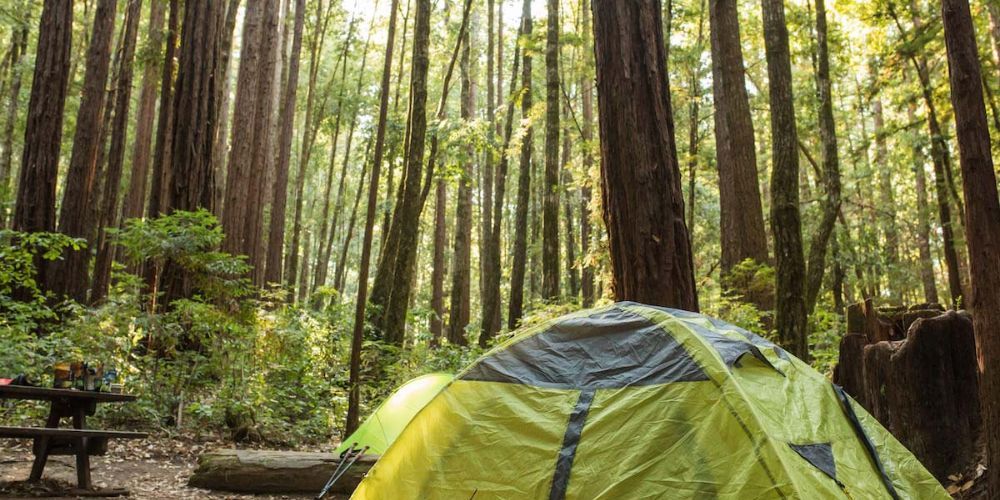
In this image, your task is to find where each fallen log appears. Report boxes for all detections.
[188,449,376,495]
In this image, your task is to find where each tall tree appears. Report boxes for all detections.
[888,2,965,306]
[347,0,401,436]
[224,0,280,285]
[430,175,447,344]
[591,0,698,310]
[47,0,116,301]
[941,0,1000,493]
[122,0,167,223]
[508,0,533,329]
[369,0,470,343]
[0,22,28,227]
[12,1,72,238]
[480,38,524,347]
[804,0,843,315]
[160,0,228,304]
[709,0,769,277]
[286,1,337,293]
[873,96,901,304]
[92,0,144,304]
[909,102,941,304]
[580,0,595,307]
[146,0,179,221]
[479,0,502,341]
[264,0,306,285]
[541,0,560,300]
[762,0,808,358]
[448,13,475,346]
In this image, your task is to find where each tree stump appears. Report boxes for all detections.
[887,312,980,482]
[188,449,376,494]
[861,341,900,428]
[833,333,869,406]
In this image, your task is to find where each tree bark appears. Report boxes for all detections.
[561,117,578,299]
[264,0,305,286]
[709,0,768,277]
[940,0,1000,492]
[591,0,697,310]
[580,0,595,308]
[430,178,447,344]
[541,0,560,301]
[188,449,374,495]
[121,0,166,224]
[479,0,496,337]
[508,0,533,329]
[146,0,179,220]
[448,18,474,346]
[762,0,808,358]
[0,23,27,228]
[47,0,115,302]
[91,0,143,304]
[160,0,227,304]
[286,1,335,294]
[347,0,401,436]
[12,0,72,237]
[480,41,523,347]
[334,137,374,294]
[804,0,842,315]
[369,0,469,344]
[873,97,901,305]
[221,0,265,257]
[909,102,941,304]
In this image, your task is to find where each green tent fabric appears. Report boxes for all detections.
[337,373,452,455]
[352,302,948,499]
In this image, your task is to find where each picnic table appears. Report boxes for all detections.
[0,384,148,496]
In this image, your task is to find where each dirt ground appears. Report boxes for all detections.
[0,437,347,499]
[1,434,985,499]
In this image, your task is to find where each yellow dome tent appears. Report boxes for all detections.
[353,302,947,499]
[337,373,453,456]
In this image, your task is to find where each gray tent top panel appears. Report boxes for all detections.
[460,306,708,389]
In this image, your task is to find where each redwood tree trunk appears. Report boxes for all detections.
[91,0,143,304]
[448,21,474,346]
[910,102,940,304]
[48,0,116,302]
[541,0,560,301]
[160,0,227,304]
[430,178,447,345]
[122,0,166,223]
[264,0,305,286]
[762,0,808,358]
[347,0,401,436]
[480,42,523,347]
[591,0,698,311]
[580,0,595,307]
[940,0,1000,493]
[508,0,533,329]
[146,0,179,220]
[0,24,27,228]
[804,0,842,315]
[709,0,768,276]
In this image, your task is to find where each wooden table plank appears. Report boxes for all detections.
[0,385,137,403]
[0,426,148,439]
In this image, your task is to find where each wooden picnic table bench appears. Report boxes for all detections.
[0,385,148,496]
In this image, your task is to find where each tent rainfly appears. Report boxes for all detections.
[337,373,453,456]
[352,302,947,499]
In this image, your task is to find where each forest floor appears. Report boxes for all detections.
[0,436,348,499]
[0,434,985,499]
